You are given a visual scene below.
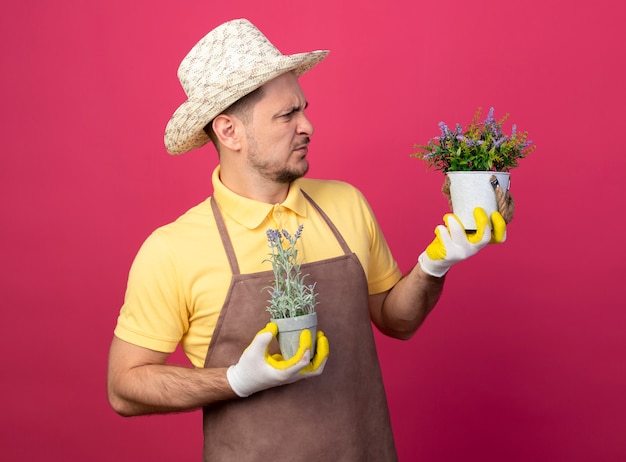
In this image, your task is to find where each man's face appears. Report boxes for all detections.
[242,72,314,184]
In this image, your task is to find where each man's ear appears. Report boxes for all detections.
[212,114,243,151]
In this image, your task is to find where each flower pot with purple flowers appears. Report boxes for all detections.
[411,107,536,230]
[263,226,318,360]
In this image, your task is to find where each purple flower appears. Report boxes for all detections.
[492,137,507,148]
[438,121,451,138]
[266,229,281,245]
[294,224,303,241]
[485,107,495,125]
[460,137,483,147]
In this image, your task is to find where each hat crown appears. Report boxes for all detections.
[177,19,283,97]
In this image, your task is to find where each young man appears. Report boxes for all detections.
[107,19,506,461]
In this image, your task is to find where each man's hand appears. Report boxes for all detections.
[418,207,506,278]
[227,323,329,397]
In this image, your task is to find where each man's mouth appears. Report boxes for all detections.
[294,138,310,153]
[294,143,309,155]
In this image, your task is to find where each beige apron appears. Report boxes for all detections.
[203,191,397,461]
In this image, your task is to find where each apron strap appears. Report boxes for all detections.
[210,197,241,275]
[299,189,352,256]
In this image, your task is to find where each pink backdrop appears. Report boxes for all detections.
[2,1,625,460]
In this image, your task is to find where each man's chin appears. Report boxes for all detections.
[275,164,308,183]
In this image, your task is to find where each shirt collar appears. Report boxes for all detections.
[211,166,309,229]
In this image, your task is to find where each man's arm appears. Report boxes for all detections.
[369,265,445,340]
[107,323,330,416]
[107,336,236,417]
[369,208,507,340]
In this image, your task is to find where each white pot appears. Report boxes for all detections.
[446,171,510,230]
[271,312,318,360]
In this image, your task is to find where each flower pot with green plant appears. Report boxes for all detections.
[411,107,536,230]
[264,225,318,360]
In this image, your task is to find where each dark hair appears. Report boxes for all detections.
[203,86,265,146]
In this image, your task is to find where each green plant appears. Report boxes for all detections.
[263,225,317,319]
[411,107,536,172]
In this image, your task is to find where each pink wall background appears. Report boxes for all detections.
[2,1,625,460]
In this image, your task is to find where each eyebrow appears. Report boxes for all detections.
[289,101,309,112]
[275,101,309,118]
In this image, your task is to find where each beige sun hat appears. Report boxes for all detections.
[164,18,329,155]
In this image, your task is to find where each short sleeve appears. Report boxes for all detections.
[114,231,189,353]
[357,192,402,294]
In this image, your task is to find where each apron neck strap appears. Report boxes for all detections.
[210,197,241,275]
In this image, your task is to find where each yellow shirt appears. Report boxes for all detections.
[114,167,401,367]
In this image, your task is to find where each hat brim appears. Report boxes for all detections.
[164,50,329,155]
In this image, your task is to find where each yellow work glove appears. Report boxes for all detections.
[226,322,330,397]
[418,208,506,278]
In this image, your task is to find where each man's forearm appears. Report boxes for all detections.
[379,263,445,340]
[107,336,238,417]
[108,363,237,416]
